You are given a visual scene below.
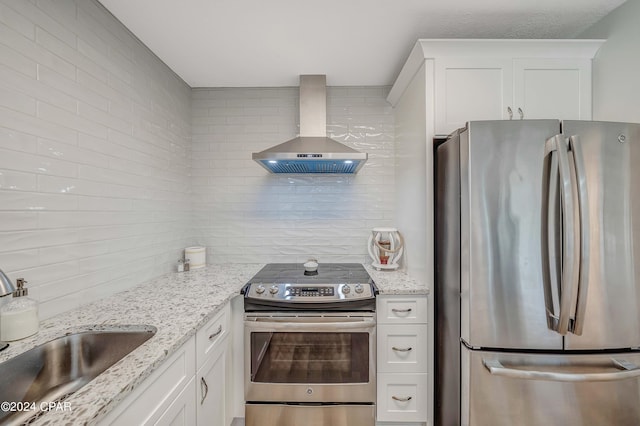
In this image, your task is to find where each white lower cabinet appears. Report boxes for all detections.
[97,337,196,426]
[197,347,226,426]
[98,303,232,426]
[377,373,428,423]
[157,377,197,426]
[196,307,230,426]
[377,295,429,425]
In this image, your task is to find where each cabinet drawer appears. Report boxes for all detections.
[377,296,427,324]
[377,324,428,373]
[196,304,230,369]
[377,372,428,423]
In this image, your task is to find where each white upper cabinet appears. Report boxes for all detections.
[435,58,513,133]
[387,39,604,136]
[513,58,591,121]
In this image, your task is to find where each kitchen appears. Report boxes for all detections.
[0,0,639,425]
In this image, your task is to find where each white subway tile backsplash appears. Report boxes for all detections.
[0,44,37,78]
[0,85,37,115]
[0,147,78,177]
[0,211,38,231]
[0,190,78,211]
[0,0,191,319]
[0,126,38,153]
[0,170,38,192]
[1,65,76,114]
[38,101,108,138]
[37,64,109,112]
[0,24,76,80]
[0,2,35,40]
[6,0,75,47]
[190,85,394,264]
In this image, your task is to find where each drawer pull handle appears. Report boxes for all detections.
[209,325,223,340]
[392,395,413,402]
[392,346,413,352]
[200,377,209,404]
[391,308,412,313]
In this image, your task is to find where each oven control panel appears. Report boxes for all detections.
[289,286,335,297]
[245,283,374,301]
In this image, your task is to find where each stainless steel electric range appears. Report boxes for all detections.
[242,263,378,426]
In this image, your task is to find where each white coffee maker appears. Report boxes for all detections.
[367,227,404,270]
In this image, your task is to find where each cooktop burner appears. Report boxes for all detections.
[242,263,377,312]
[248,263,372,285]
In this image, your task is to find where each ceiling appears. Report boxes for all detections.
[98,0,626,88]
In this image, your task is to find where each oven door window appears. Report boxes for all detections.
[250,332,369,383]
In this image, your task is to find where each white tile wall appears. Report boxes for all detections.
[0,0,192,319]
[0,0,397,320]
[191,87,395,264]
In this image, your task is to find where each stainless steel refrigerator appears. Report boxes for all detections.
[435,120,640,426]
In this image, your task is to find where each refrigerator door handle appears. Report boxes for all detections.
[542,135,579,335]
[567,135,590,336]
[483,358,640,382]
[541,137,561,330]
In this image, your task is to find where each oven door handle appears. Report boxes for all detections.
[246,317,376,331]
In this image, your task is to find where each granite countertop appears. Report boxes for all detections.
[0,263,426,425]
[365,265,428,295]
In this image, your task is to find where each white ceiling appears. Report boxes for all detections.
[98,0,626,88]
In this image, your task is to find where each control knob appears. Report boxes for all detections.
[255,284,265,294]
[354,284,364,294]
[269,285,279,295]
[341,285,351,295]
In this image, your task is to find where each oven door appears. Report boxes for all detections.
[244,313,376,403]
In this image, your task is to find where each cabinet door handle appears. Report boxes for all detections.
[392,395,413,402]
[518,107,524,120]
[507,106,513,120]
[392,346,413,352]
[200,377,209,404]
[209,325,223,340]
[391,308,412,313]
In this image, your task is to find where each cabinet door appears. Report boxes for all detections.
[98,339,196,426]
[197,336,227,426]
[435,58,513,135]
[155,377,196,426]
[513,58,592,120]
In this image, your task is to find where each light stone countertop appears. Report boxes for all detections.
[0,263,427,425]
[365,264,429,295]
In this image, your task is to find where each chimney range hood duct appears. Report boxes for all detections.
[252,75,368,174]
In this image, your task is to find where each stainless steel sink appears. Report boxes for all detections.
[0,325,156,425]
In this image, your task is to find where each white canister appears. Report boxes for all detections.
[185,246,206,269]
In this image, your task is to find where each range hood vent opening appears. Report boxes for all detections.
[252,75,368,174]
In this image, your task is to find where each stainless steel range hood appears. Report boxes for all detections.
[252,75,368,174]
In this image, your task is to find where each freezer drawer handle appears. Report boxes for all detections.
[392,346,413,352]
[483,358,640,382]
[391,308,412,313]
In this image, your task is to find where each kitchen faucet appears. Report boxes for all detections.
[0,269,17,352]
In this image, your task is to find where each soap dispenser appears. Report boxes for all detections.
[0,279,39,341]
